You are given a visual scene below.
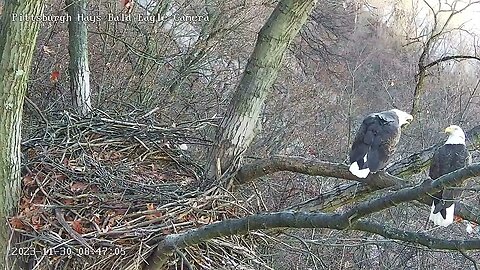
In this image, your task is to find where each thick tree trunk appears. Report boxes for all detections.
[0,0,43,268]
[207,0,318,183]
[66,0,92,116]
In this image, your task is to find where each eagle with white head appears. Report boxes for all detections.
[349,109,413,178]
[428,125,470,227]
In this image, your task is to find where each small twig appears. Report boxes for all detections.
[54,208,93,251]
[25,95,48,124]
[175,247,194,270]
[459,249,479,270]
[140,107,160,119]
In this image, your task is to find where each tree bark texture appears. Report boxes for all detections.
[207,0,318,183]
[66,0,92,116]
[0,0,43,268]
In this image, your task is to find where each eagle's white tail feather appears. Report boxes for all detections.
[349,162,370,178]
[429,202,455,227]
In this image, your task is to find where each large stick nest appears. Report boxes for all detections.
[14,111,264,270]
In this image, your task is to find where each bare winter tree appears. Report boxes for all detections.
[207,0,319,184]
[0,0,43,268]
[66,0,92,116]
[410,0,480,116]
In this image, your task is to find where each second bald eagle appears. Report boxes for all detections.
[429,125,470,227]
[349,109,413,178]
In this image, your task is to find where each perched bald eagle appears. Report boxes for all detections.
[429,125,470,227]
[349,109,413,178]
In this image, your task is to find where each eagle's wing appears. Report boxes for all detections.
[429,144,469,220]
[429,146,442,180]
[349,113,399,172]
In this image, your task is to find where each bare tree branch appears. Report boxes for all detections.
[145,164,480,269]
[341,163,480,223]
[423,55,480,70]
[236,155,406,188]
[410,0,480,115]
[459,249,479,270]
[235,155,480,223]
[145,212,480,269]
[355,221,480,250]
[145,212,480,270]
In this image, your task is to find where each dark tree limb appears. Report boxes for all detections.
[235,124,480,218]
[146,211,480,270]
[146,212,480,270]
[355,221,480,250]
[146,164,480,269]
[236,155,406,188]
[235,155,480,224]
[423,55,480,70]
[459,249,479,270]
[341,163,480,223]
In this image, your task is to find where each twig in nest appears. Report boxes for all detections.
[54,208,93,251]
[140,107,160,119]
[25,95,48,124]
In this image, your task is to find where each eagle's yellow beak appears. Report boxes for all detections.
[444,126,453,134]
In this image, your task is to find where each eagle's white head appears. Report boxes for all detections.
[445,125,465,145]
[391,109,413,127]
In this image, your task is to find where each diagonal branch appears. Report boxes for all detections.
[145,212,480,270]
[342,163,480,223]
[235,155,480,223]
[354,221,480,250]
[423,55,480,70]
[236,155,406,188]
[145,164,480,269]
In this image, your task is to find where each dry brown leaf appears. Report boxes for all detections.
[9,217,27,230]
[54,174,67,181]
[92,214,102,225]
[145,203,163,220]
[31,215,42,230]
[50,70,60,83]
[32,195,45,205]
[71,220,84,234]
[89,185,99,192]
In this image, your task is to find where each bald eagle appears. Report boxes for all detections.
[429,125,470,227]
[349,109,413,178]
